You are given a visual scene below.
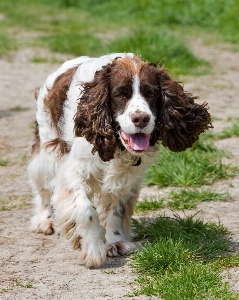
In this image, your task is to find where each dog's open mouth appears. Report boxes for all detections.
[120,130,150,152]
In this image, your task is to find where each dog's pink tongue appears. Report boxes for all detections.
[128,133,150,151]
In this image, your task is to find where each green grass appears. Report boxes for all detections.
[41,33,103,57]
[57,0,239,44]
[15,279,34,288]
[145,139,236,187]
[10,106,30,112]
[132,214,231,260]
[0,32,17,55]
[0,159,9,166]
[107,28,208,75]
[131,215,239,299]
[168,188,230,210]
[135,196,164,214]
[0,0,238,73]
[217,121,239,139]
[135,188,229,212]
[0,194,31,211]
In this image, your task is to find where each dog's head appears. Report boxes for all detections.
[74,55,212,161]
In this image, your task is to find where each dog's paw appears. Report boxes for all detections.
[80,240,107,268]
[79,228,107,268]
[30,211,54,235]
[107,241,140,257]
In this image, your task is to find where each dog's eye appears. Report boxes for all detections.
[146,91,156,97]
[143,89,157,98]
[116,92,127,98]
[141,84,159,98]
[113,87,131,100]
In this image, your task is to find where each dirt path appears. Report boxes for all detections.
[0,42,239,299]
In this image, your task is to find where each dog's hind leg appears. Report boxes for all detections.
[28,149,57,235]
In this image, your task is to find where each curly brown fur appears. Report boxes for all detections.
[74,64,116,162]
[146,65,213,150]
[45,138,70,157]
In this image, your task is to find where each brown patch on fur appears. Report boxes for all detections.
[43,67,77,156]
[32,67,77,157]
[113,55,146,76]
[73,235,82,250]
[31,120,40,156]
[45,138,70,157]
[44,67,77,132]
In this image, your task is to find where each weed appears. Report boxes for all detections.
[15,279,34,288]
[102,269,117,274]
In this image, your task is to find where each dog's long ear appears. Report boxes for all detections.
[74,64,116,161]
[154,67,212,152]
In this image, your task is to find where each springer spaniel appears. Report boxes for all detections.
[28,53,212,267]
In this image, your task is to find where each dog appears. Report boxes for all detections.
[28,53,212,267]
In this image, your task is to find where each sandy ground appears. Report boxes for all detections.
[0,41,239,299]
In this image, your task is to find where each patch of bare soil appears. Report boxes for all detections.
[0,42,239,299]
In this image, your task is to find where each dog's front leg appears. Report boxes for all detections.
[100,183,142,257]
[52,161,107,268]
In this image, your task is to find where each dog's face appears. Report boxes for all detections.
[109,60,160,155]
[74,55,212,162]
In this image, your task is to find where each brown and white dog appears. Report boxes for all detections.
[28,53,212,267]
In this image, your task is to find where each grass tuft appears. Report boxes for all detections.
[10,106,30,112]
[0,159,9,166]
[0,194,31,211]
[131,215,239,299]
[168,188,230,210]
[135,196,164,214]
[145,139,237,187]
[132,214,231,261]
[217,121,239,139]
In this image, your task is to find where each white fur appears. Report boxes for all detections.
[28,53,159,268]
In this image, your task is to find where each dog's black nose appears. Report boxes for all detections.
[131,112,150,128]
